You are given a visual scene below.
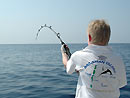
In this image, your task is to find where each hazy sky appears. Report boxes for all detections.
[0,0,130,44]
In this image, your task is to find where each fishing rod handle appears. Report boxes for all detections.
[63,44,71,59]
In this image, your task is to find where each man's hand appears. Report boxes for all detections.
[61,44,66,53]
[61,44,69,68]
[61,44,71,59]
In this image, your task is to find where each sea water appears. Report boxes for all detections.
[0,44,129,98]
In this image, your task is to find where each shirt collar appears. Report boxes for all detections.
[83,44,112,54]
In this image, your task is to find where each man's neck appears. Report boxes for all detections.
[88,42,108,46]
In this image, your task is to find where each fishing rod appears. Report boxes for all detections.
[36,24,71,59]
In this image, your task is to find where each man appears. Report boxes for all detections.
[61,19,127,98]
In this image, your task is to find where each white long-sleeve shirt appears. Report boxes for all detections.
[66,44,127,98]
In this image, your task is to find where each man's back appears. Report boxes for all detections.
[61,20,127,98]
[67,44,127,98]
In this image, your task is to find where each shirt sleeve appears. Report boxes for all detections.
[66,52,77,74]
[117,58,127,88]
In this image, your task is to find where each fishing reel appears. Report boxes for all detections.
[61,43,71,59]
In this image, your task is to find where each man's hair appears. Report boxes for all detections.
[87,19,111,45]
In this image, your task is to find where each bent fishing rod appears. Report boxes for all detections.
[36,24,71,59]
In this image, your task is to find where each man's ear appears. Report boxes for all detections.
[88,34,92,42]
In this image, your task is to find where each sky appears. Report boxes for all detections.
[0,0,130,44]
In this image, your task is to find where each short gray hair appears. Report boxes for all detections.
[87,19,111,45]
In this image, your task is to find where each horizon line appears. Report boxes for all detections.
[0,42,129,45]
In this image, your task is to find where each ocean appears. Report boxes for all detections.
[0,44,129,98]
